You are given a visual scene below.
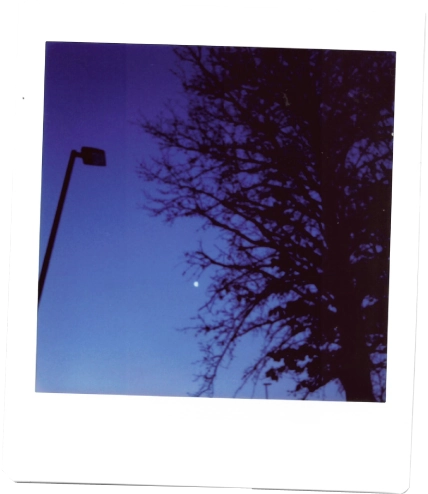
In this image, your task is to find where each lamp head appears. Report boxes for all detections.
[80,147,106,166]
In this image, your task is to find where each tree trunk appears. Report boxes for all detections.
[333,259,375,402]
[302,51,376,401]
[320,196,375,401]
[338,320,375,402]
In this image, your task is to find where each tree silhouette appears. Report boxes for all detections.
[139,46,395,402]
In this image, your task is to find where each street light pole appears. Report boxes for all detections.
[38,147,106,306]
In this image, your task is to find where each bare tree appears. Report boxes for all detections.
[139,46,395,401]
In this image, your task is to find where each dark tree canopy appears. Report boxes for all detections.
[139,46,395,402]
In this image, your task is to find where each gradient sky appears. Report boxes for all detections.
[36,42,344,400]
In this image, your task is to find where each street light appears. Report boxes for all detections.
[263,382,272,399]
[38,147,106,305]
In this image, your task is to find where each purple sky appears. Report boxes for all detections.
[36,42,344,400]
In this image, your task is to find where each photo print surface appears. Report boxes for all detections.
[36,43,395,402]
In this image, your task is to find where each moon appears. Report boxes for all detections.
[193,281,199,288]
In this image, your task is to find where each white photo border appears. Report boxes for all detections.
[3,3,425,493]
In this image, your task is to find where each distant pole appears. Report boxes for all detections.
[263,383,271,399]
[38,147,106,306]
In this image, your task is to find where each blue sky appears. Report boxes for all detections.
[36,42,344,400]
